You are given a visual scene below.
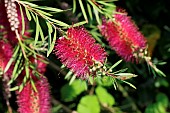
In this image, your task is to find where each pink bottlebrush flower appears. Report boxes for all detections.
[54,27,106,79]
[99,9,147,62]
[17,56,51,113]
[0,40,13,75]
[17,76,50,113]
[0,0,30,45]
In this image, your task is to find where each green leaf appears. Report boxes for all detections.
[112,68,128,74]
[77,95,100,113]
[73,0,76,13]
[72,21,87,27]
[48,18,69,27]
[46,21,53,33]
[46,21,52,56]
[114,73,138,80]
[19,76,28,92]
[156,93,169,108]
[97,1,115,7]
[9,51,23,84]
[10,86,19,91]
[95,86,115,106]
[4,45,20,73]
[25,60,29,78]
[121,80,136,89]
[33,8,53,16]
[65,71,73,79]
[155,68,166,77]
[30,77,37,92]
[96,76,113,87]
[145,103,166,113]
[87,4,93,20]
[25,6,32,21]
[35,6,64,13]
[108,60,122,72]
[93,7,101,25]
[20,1,38,7]
[19,5,25,35]
[60,80,86,102]
[69,74,76,85]
[39,25,45,43]
[78,0,88,22]
[154,78,169,88]
[47,29,57,57]
[87,0,103,14]
[155,102,166,113]
[145,104,159,113]
[34,15,40,46]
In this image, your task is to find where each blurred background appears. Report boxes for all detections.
[1,0,170,113]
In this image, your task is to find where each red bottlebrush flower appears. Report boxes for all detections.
[0,0,30,45]
[0,40,13,75]
[17,76,51,113]
[55,27,106,79]
[17,56,51,113]
[99,9,147,62]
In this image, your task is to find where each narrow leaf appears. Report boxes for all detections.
[121,80,136,89]
[34,15,40,46]
[73,0,76,13]
[19,5,25,35]
[39,25,45,42]
[78,0,88,22]
[33,8,53,16]
[19,76,27,92]
[11,52,23,81]
[87,4,93,20]
[30,78,37,92]
[25,6,32,21]
[47,29,57,56]
[35,6,64,13]
[72,21,87,27]
[108,60,122,72]
[20,1,38,7]
[46,22,52,56]
[65,71,73,79]
[10,86,19,91]
[69,75,76,85]
[4,45,20,73]
[25,60,30,78]
[48,18,69,27]
[46,21,53,33]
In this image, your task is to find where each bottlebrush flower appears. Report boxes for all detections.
[54,27,106,79]
[99,8,147,62]
[17,76,50,113]
[0,40,13,75]
[0,0,30,45]
[16,56,51,113]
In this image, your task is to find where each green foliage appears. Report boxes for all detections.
[145,93,169,113]
[77,95,100,113]
[156,93,169,108]
[155,78,169,88]
[60,80,86,102]
[95,86,115,106]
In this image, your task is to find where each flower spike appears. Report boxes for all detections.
[99,8,147,62]
[55,27,107,79]
[17,76,51,113]
[16,56,51,113]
